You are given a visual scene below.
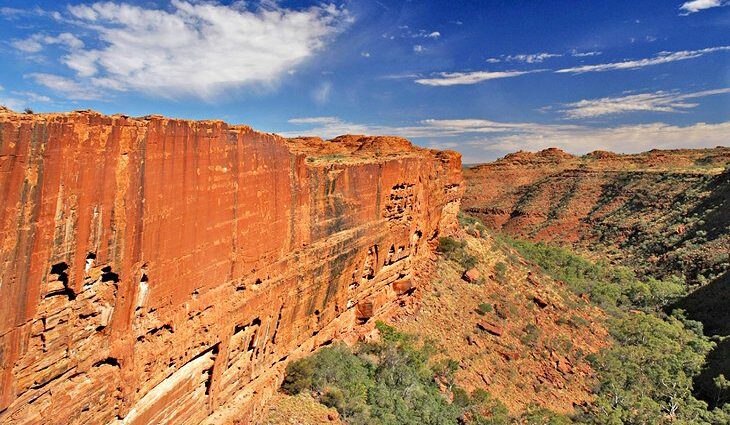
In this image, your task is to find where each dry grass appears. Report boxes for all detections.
[259,393,342,425]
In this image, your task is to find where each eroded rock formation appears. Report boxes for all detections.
[463,147,730,281]
[0,110,463,424]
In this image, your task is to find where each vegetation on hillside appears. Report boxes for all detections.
[437,236,478,270]
[502,239,687,312]
[281,322,575,424]
[502,235,730,424]
[278,213,729,424]
[585,170,730,286]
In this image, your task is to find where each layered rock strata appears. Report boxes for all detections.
[0,109,463,424]
[463,147,729,280]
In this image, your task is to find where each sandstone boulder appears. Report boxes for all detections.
[477,320,503,336]
[463,268,481,283]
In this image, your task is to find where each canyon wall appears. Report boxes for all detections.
[463,147,729,281]
[0,109,463,424]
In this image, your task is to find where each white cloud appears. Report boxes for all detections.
[379,72,421,80]
[23,1,347,99]
[557,46,730,73]
[12,91,52,103]
[407,29,441,39]
[361,51,371,58]
[0,89,53,111]
[311,81,332,104]
[288,117,341,125]
[0,97,24,111]
[571,50,602,57]
[281,116,730,161]
[560,88,730,119]
[0,7,33,19]
[11,32,84,53]
[505,52,561,63]
[413,44,425,53]
[415,70,542,86]
[281,116,580,139]
[26,73,102,100]
[485,52,562,64]
[474,122,730,156]
[680,0,727,14]
[12,37,43,53]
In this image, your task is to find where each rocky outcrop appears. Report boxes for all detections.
[0,110,463,424]
[463,147,730,281]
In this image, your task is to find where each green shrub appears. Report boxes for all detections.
[500,237,687,312]
[321,387,345,410]
[469,389,511,424]
[458,213,488,238]
[452,386,472,409]
[520,324,542,347]
[280,321,566,424]
[282,322,463,424]
[582,311,715,424]
[570,314,590,328]
[494,262,508,283]
[281,357,315,395]
[519,404,572,424]
[477,303,493,315]
[438,236,478,269]
[500,237,730,422]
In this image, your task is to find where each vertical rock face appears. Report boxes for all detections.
[0,110,463,424]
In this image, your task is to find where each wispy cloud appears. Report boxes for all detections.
[506,52,561,63]
[415,70,542,86]
[281,115,730,161]
[0,87,53,111]
[680,0,728,14]
[26,73,103,100]
[382,28,442,41]
[421,46,726,87]
[557,46,730,73]
[571,50,602,57]
[12,91,52,103]
[407,29,441,39]
[11,33,84,53]
[12,1,349,99]
[311,81,333,104]
[486,52,562,64]
[559,88,730,119]
[469,121,730,158]
[288,117,341,125]
[11,37,44,53]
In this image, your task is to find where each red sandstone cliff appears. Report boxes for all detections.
[0,109,463,424]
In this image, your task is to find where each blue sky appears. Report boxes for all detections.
[0,0,728,162]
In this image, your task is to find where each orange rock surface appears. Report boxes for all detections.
[463,147,730,243]
[0,109,463,424]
